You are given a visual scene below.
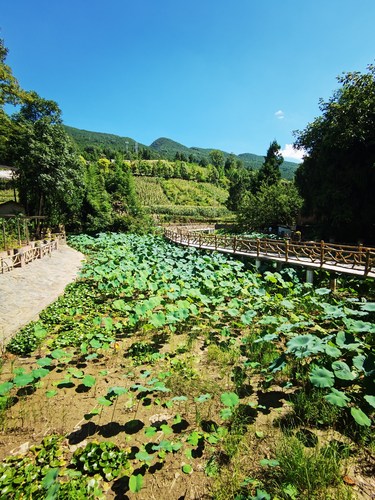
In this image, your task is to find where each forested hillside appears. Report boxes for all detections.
[64,126,299,180]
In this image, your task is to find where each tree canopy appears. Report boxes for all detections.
[238,181,302,231]
[294,64,375,243]
[257,140,283,188]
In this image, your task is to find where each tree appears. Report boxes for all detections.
[209,149,225,169]
[81,161,112,232]
[238,181,303,231]
[257,140,283,188]
[13,90,62,124]
[0,39,27,109]
[105,162,140,216]
[0,39,28,162]
[6,94,83,224]
[294,64,375,242]
[11,118,83,224]
[226,166,254,211]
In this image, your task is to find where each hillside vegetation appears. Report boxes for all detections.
[134,177,228,207]
[64,126,299,180]
[134,177,231,222]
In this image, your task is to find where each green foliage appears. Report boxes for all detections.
[237,181,303,231]
[0,435,106,499]
[1,231,373,498]
[256,140,283,188]
[272,438,345,499]
[7,321,47,355]
[294,63,375,242]
[9,118,83,224]
[71,441,131,481]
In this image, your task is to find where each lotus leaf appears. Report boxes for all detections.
[309,367,334,388]
[324,388,351,407]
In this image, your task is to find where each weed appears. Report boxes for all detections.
[241,334,278,366]
[207,344,240,367]
[285,388,342,429]
[269,436,353,499]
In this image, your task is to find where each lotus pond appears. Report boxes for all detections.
[0,233,374,499]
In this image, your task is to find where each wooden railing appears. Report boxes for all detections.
[164,228,375,278]
[0,234,64,274]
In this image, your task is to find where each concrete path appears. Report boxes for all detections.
[0,242,85,346]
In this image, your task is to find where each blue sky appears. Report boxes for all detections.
[1,0,374,161]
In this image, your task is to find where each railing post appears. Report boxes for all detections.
[256,238,260,257]
[199,233,202,249]
[187,232,190,247]
[233,237,237,254]
[285,239,289,262]
[320,241,325,266]
[215,234,217,251]
[365,249,370,276]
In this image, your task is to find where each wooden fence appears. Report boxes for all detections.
[164,228,375,278]
[0,234,64,274]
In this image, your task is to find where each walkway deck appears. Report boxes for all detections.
[0,242,84,346]
[164,228,375,279]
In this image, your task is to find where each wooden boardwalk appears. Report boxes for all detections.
[164,228,375,279]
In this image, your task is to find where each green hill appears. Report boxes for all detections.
[64,125,148,155]
[150,137,299,179]
[64,126,299,179]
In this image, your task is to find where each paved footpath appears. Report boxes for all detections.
[0,243,85,346]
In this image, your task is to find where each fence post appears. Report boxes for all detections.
[233,237,237,254]
[199,233,202,249]
[285,239,289,262]
[215,234,217,251]
[256,238,260,257]
[320,241,325,266]
[187,232,190,247]
[365,249,370,276]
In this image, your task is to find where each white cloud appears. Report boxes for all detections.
[280,144,305,162]
[275,110,284,119]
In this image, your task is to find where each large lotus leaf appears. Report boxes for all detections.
[309,367,335,388]
[325,344,342,358]
[352,354,366,372]
[280,299,294,310]
[324,388,350,407]
[350,407,371,427]
[360,302,375,312]
[259,315,279,325]
[331,361,356,381]
[364,395,375,408]
[335,331,362,351]
[321,303,346,319]
[286,335,325,358]
[344,319,375,334]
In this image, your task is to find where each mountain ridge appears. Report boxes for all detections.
[64,126,299,179]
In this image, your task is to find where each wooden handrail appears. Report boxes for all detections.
[0,234,64,274]
[164,228,375,278]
